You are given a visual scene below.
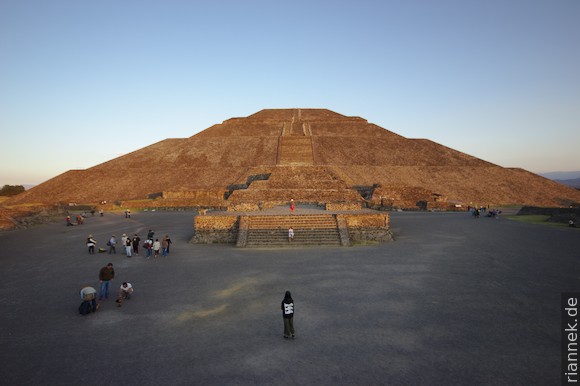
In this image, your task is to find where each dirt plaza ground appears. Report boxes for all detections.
[0,210,578,385]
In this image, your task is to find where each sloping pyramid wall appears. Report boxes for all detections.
[7,108,580,209]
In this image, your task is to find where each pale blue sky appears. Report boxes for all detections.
[1,0,579,185]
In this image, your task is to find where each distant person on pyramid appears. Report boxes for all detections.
[288,227,294,242]
[290,198,295,213]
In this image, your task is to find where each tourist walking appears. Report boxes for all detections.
[162,236,169,257]
[288,227,294,242]
[86,235,97,255]
[165,235,172,254]
[98,263,115,300]
[289,198,295,213]
[281,290,295,339]
[153,239,161,258]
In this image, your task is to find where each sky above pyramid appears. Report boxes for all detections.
[1,1,579,186]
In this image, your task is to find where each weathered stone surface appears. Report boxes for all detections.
[192,215,239,244]
[192,211,392,247]
[5,108,580,212]
[326,202,362,211]
[343,213,393,243]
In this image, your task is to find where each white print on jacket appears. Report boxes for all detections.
[284,303,294,315]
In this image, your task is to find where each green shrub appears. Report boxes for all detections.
[0,185,25,197]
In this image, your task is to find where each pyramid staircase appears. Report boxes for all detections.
[225,166,362,204]
[239,214,344,247]
[278,137,314,165]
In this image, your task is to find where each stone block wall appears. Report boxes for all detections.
[326,202,362,211]
[192,212,393,246]
[163,190,225,200]
[342,213,392,243]
[192,215,239,244]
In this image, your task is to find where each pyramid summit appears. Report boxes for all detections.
[7,108,580,209]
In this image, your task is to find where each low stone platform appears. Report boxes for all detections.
[191,205,392,247]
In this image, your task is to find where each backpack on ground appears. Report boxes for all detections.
[78,301,92,315]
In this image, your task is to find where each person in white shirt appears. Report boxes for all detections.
[86,235,97,255]
[153,239,161,258]
[288,227,294,242]
[116,282,134,307]
[119,282,133,299]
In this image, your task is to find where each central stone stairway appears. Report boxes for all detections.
[244,214,342,247]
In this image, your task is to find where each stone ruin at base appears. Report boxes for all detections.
[4,108,580,243]
[193,206,392,247]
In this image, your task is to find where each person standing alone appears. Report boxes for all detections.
[98,263,115,300]
[281,290,295,339]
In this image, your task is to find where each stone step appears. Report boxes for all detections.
[247,230,339,237]
[241,213,344,247]
[246,242,342,248]
[249,219,337,228]
[246,237,342,246]
[250,224,337,230]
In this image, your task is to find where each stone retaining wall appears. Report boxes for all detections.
[192,212,392,246]
[326,202,362,211]
[342,213,393,244]
[192,215,239,244]
[517,206,580,216]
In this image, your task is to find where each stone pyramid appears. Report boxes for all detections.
[7,108,580,209]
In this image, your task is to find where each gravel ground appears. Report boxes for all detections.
[0,210,577,385]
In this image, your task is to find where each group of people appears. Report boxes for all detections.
[66,214,84,226]
[66,210,104,226]
[79,263,134,315]
[470,207,501,218]
[77,210,297,338]
[86,230,172,259]
[142,230,173,258]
